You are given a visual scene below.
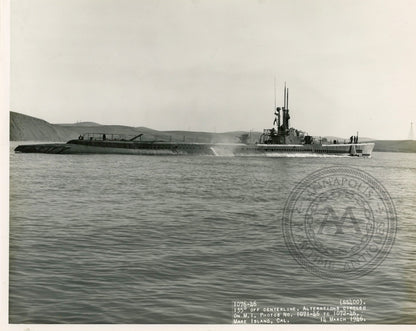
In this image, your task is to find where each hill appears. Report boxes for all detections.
[9,112,249,143]
[58,121,101,126]
[370,140,416,153]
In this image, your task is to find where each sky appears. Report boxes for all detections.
[10,0,416,139]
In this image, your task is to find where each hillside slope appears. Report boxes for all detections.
[10,112,78,141]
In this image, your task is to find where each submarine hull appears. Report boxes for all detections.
[14,141,375,157]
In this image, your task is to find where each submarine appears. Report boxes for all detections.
[15,85,375,157]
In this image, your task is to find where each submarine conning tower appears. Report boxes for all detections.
[267,83,291,144]
[259,83,305,145]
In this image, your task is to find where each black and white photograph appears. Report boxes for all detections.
[2,0,416,328]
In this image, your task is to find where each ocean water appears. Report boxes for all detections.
[9,142,416,324]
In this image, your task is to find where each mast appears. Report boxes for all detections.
[284,82,287,109]
[286,87,290,129]
[286,87,289,109]
[282,83,290,131]
[274,76,277,110]
[283,82,286,131]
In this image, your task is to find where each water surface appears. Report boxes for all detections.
[9,142,416,323]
